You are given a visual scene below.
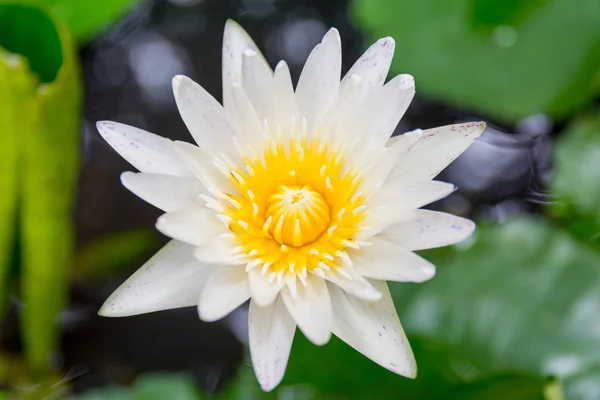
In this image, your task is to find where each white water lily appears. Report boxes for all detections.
[97,20,485,391]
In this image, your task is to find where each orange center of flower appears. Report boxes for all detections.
[217,135,366,282]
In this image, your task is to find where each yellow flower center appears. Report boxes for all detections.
[265,185,330,246]
[214,134,367,282]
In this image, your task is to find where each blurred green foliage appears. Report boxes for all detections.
[550,114,600,249]
[70,373,203,400]
[13,0,142,42]
[352,0,600,123]
[0,3,81,375]
[0,0,145,384]
[75,230,158,278]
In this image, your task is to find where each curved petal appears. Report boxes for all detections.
[249,297,296,392]
[171,141,235,194]
[156,206,226,246]
[172,75,237,156]
[197,265,251,322]
[353,74,415,151]
[325,266,382,302]
[242,48,273,122]
[368,180,455,211]
[316,73,367,149]
[194,234,243,265]
[96,121,192,177]
[231,84,268,151]
[388,122,487,182]
[358,130,420,191]
[281,275,332,345]
[340,36,395,92]
[248,268,281,307]
[99,240,215,317]
[270,61,299,136]
[379,210,476,251]
[352,237,435,283]
[329,280,417,378]
[120,172,206,212]
[222,20,269,113]
[295,28,341,132]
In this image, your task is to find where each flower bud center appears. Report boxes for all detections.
[266,185,330,247]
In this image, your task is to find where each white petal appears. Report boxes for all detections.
[295,28,341,132]
[270,61,299,136]
[329,280,416,377]
[248,268,281,307]
[379,209,476,251]
[171,141,235,194]
[96,121,192,177]
[194,234,242,265]
[156,206,226,246]
[281,275,332,345]
[197,265,250,322]
[242,49,273,122]
[355,74,415,151]
[325,266,382,302]
[99,240,215,317]
[353,237,435,283]
[231,84,268,151]
[172,75,237,156]
[369,180,455,211]
[222,20,269,113]
[362,181,457,233]
[358,131,420,191]
[340,37,395,92]
[249,297,295,392]
[315,73,367,148]
[388,122,487,182]
[120,172,206,212]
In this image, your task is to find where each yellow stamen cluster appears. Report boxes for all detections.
[214,133,367,284]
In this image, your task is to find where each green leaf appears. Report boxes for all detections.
[69,373,202,400]
[0,4,81,374]
[220,337,547,399]
[15,0,141,42]
[75,230,158,278]
[133,374,202,400]
[549,114,600,248]
[391,217,600,399]
[351,0,600,122]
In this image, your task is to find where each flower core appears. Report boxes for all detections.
[217,136,367,283]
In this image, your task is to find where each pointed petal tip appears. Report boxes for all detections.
[378,36,395,48]
[172,74,192,91]
[324,27,341,42]
[96,120,118,137]
[397,74,415,90]
[309,330,332,346]
[119,170,135,184]
[275,60,288,71]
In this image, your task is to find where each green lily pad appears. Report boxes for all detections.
[391,217,600,399]
[69,373,203,400]
[550,114,600,248]
[0,4,81,373]
[352,0,600,123]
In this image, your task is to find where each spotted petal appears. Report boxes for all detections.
[97,121,192,177]
[388,122,487,182]
[329,280,417,377]
[99,240,215,317]
[379,210,476,251]
[249,297,296,392]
